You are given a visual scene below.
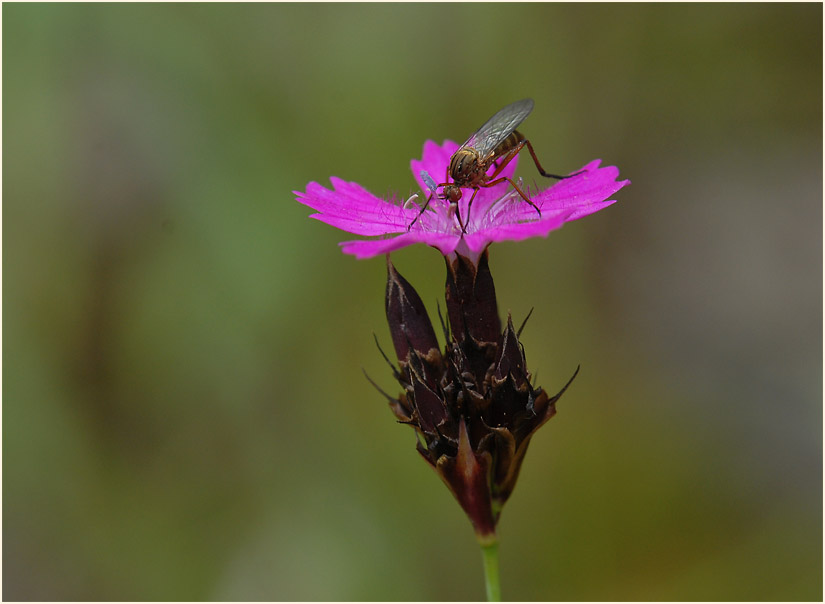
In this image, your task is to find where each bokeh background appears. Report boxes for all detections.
[4,3,821,601]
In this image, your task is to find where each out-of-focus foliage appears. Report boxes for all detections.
[4,3,821,600]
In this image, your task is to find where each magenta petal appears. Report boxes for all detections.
[295,178,415,236]
[564,199,618,221]
[341,232,460,259]
[463,210,573,252]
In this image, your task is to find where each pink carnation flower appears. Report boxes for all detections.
[295,140,629,261]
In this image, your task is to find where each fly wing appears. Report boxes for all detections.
[459,98,534,157]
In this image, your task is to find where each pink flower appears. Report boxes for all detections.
[295,140,629,261]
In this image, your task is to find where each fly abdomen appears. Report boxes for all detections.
[492,130,525,158]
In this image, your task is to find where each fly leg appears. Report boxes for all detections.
[480,147,542,219]
[486,147,520,180]
[485,139,583,219]
[480,176,541,218]
[521,139,585,180]
[460,187,479,233]
[408,187,442,230]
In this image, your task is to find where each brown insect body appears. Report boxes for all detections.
[444,129,526,200]
[409,99,581,232]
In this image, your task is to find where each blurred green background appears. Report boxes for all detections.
[4,3,821,601]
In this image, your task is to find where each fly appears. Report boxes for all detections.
[409,99,581,232]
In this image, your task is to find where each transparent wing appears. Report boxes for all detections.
[460,99,534,157]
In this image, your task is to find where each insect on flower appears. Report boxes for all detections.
[409,98,583,232]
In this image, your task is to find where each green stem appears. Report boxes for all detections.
[480,539,501,601]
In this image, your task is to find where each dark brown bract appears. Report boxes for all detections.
[380,251,578,542]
